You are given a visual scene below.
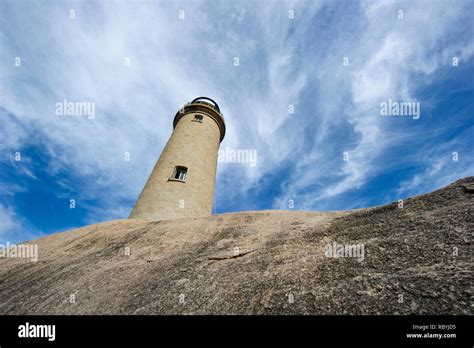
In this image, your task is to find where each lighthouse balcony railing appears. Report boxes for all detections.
[187,101,221,114]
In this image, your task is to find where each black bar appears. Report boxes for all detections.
[0,315,472,347]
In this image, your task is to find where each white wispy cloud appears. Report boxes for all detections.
[271,0,474,209]
[0,203,40,244]
[0,0,472,235]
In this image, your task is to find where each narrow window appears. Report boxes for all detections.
[193,114,203,123]
[171,166,187,181]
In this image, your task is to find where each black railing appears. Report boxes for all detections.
[188,101,221,114]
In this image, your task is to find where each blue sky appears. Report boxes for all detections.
[0,0,473,244]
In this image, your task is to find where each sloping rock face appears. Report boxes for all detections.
[0,177,472,315]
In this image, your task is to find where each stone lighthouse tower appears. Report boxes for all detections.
[129,97,225,221]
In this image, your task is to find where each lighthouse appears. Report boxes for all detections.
[129,97,226,221]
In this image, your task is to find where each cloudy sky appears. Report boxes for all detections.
[1,0,473,244]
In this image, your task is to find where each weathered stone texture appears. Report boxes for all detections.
[0,177,472,315]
